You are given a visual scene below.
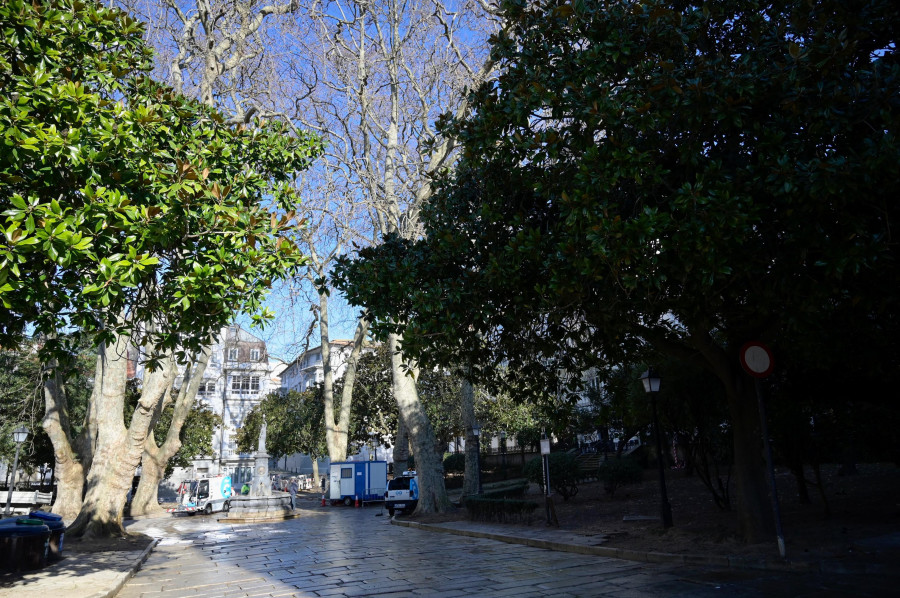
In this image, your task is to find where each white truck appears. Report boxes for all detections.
[167,475,233,515]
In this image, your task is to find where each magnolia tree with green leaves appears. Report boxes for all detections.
[1,0,321,536]
[338,0,900,541]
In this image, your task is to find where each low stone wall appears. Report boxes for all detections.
[223,492,294,522]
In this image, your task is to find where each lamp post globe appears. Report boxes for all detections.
[4,426,30,517]
[640,369,673,529]
[13,426,29,444]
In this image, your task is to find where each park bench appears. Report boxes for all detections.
[3,490,54,515]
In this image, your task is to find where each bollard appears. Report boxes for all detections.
[321,494,326,507]
[355,495,360,508]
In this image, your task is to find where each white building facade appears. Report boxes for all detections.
[280,340,361,393]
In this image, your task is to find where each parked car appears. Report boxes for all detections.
[384,471,418,516]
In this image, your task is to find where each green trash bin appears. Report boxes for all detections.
[0,518,51,572]
[29,511,65,560]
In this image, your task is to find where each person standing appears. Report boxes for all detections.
[288,477,299,510]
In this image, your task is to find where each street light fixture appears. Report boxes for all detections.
[471,423,483,495]
[640,369,673,528]
[4,425,30,517]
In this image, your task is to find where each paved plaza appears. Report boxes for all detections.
[113,505,894,598]
[3,501,897,597]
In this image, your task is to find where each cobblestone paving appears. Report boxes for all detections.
[118,505,892,598]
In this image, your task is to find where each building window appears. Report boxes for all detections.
[198,380,216,396]
[231,375,260,394]
[250,349,260,361]
[227,347,239,361]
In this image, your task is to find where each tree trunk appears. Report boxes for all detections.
[392,418,410,474]
[335,315,370,457]
[131,438,166,516]
[459,378,479,499]
[132,347,212,516]
[42,365,84,522]
[388,333,451,514]
[67,334,177,538]
[674,331,775,542]
[724,370,775,542]
[319,288,340,459]
[322,295,370,462]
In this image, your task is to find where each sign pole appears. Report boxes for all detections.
[740,341,786,559]
[755,378,786,558]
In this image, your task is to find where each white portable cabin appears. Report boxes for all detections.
[328,460,387,505]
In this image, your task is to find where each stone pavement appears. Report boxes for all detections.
[0,537,156,597]
[2,502,899,598]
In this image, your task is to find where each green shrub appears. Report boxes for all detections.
[598,457,643,496]
[464,497,539,525]
[481,481,528,499]
[443,453,466,474]
[523,453,581,501]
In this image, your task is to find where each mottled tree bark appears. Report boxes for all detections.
[66,333,177,538]
[132,347,212,516]
[389,333,451,514]
[42,365,84,522]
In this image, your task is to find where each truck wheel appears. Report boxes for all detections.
[205,504,213,515]
[343,497,352,506]
[224,501,230,512]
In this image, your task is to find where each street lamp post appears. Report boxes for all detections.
[4,426,30,517]
[472,423,483,495]
[640,369,673,528]
[500,430,507,480]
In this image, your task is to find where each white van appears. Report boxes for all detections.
[167,475,232,515]
[384,471,418,516]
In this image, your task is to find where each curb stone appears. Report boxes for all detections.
[89,538,158,598]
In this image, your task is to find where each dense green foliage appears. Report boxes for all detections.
[237,389,328,461]
[442,452,466,474]
[351,344,466,452]
[1,0,322,362]
[598,457,643,497]
[335,0,900,538]
[524,453,581,501]
[479,480,529,499]
[1,340,92,476]
[337,0,899,391]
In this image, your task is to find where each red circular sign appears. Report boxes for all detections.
[740,341,774,378]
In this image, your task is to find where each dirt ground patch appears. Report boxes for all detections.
[411,462,900,562]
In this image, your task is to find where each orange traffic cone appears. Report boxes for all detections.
[355,495,360,508]
[321,494,326,507]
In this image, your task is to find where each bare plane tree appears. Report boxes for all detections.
[287,0,501,513]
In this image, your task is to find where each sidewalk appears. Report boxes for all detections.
[2,511,899,597]
[0,538,156,598]
[391,518,900,576]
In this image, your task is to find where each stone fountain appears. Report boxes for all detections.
[221,416,295,522]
